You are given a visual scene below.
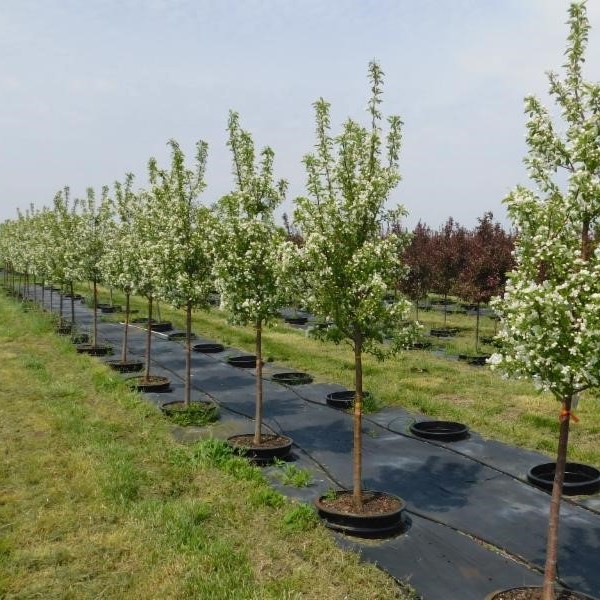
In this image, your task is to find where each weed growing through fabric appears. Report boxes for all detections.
[163,402,219,427]
[276,462,313,488]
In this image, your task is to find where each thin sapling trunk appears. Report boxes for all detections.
[542,395,573,600]
[443,292,448,325]
[92,278,98,347]
[144,296,153,381]
[121,292,131,364]
[59,283,64,325]
[352,334,364,508]
[253,319,264,445]
[184,300,192,408]
[70,281,75,326]
[475,302,481,354]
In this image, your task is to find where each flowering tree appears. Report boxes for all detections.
[491,3,600,597]
[132,169,171,383]
[214,111,288,445]
[457,212,514,352]
[149,139,214,407]
[73,187,114,347]
[99,173,143,365]
[293,62,415,509]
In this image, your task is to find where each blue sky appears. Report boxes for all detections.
[1,0,599,228]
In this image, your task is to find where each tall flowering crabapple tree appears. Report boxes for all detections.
[73,187,114,348]
[491,3,600,597]
[292,62,415,508]
[214,111,288,446]
[47,188,80,324]
[149,139,214,408]
[132,179,169,383]
[99,173,143,365]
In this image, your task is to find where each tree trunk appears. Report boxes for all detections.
[542,395,573,600]
[415,301,419,322]
[59,283,64,325]
[41,280,45,306]
[253,319,263,445]
[144,296,153,381]
[184,300,192,408]
[70,281,75,326]
[49,282,53,312]
[109,287,114,307]
[352,334,364,509]
[33,276,37,303]
[92,278,98,347]
[475,302,481,353]
[443,292,448,325]
[121,292,130,364]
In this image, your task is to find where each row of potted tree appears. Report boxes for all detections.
[2,3,599,595]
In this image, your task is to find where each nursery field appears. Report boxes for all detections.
[0,294,415,599]
[87,284,600,469]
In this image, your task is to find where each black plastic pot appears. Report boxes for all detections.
[71,333,89,344]
[457,354,490,366]
[284,316,308,325]
[55,324,73,335]
[167,331,197,341]
[315,490,406,538]
[484,586,598,600]
[409,420,469,442]
[100,305,121,314]
[326,390,371,409]
[527,462,600,495]
[271,372,313,385]
[96,303,111,310]
[227,434,293,465]
[76,344,113,357]
[132,317,155,324]
[128,375,171,393]
[410,340,432,350]
[105,359,144,373]
[150,321,173,332]
[430,327,458,337]
[193,343,225,354]
[227,355,261,368]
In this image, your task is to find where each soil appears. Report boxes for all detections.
[320,491,403,516]
[231,433,290,449]
[491,588,590,600]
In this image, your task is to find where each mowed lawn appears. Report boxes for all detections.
[0,294,415,599]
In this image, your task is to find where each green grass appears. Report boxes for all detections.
[84,284,600,468]
[0,293,415,599]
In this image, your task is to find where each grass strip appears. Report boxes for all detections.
[0,293,415,599]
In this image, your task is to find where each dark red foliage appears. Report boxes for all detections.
[457,212,515,304]
[430,217,469,300]
[400,221,435,304]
